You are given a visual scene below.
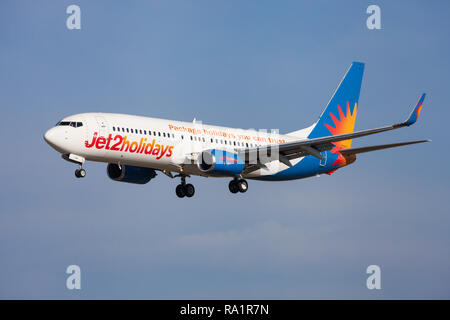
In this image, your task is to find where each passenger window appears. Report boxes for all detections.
[246,143,249,147]
[140,130,142,134]
[190,136,193,141]
[144,130,146,135]
[233,141,236,146]
[131,129,134,133]
[127,128,129,133]
[163,133,166,137]
[181,135,184,139]
[158,132,161,136]
[153,131,156,136]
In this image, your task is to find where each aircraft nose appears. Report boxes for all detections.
[44,127,59,148]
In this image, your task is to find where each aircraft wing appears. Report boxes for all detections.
[240,94,427,167]
[340,139,431,156]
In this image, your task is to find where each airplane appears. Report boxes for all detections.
[44,62,429,198]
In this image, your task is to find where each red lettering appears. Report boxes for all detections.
[139,138,147,153]
[85,132,97,148]
[110,135,123,151]
[120,136,130,152]
[157,145,169,160]
[166,146,173,157]
[96,136,106,149]
[136,138,144,153]
[129,141,138,153]
[152,144,161,156]
[144,139,155,154]
[105,134,113,150]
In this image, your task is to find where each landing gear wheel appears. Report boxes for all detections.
[229,180,239,194]
[176,184,186,198]
[75,168,86,178]
[175,175,195,198]
[184,183,195,198]
[237,179,248,193]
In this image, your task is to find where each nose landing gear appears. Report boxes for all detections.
[62,154,86,179]
[75,166,86,178]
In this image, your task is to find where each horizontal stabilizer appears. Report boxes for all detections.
[340,140,431,156]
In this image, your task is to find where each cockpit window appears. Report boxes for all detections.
[56,121,83,128]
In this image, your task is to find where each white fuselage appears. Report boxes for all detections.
[44,112,311,179]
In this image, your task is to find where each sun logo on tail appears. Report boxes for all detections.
[416,104,423,118]
[325,101,357,167]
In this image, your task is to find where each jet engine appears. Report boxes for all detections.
[107,164,157,184]
[197,149,244,176]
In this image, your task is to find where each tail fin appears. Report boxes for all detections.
[307,62,365,150]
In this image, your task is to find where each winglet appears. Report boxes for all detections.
[403,93,426,126]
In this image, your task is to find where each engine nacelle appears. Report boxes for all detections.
[197,149,244,176]
[107,164,157,184]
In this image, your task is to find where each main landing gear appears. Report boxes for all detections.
[175,175,195,198]
[229,178,248,194]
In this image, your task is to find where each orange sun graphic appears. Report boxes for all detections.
[416,104,423,118]
[325,101,357,167]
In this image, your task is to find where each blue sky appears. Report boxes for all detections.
[1,0,449,299]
